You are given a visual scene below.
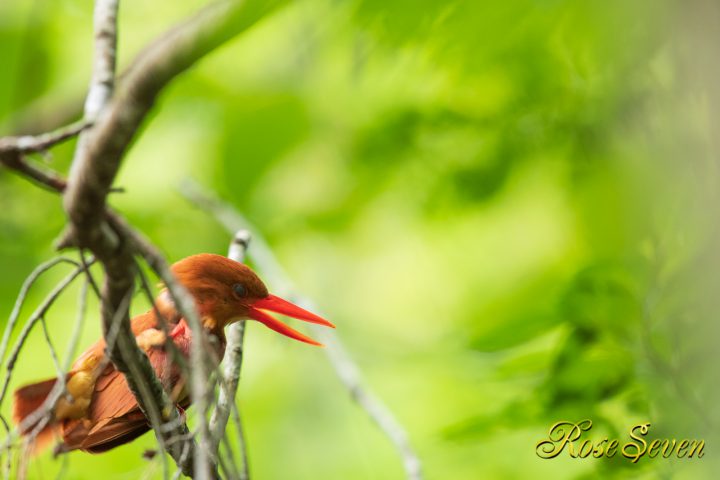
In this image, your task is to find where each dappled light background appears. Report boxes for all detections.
[2,0,720,478]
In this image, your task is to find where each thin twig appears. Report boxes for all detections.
[18,289,132,451]
[0,152,121,195]
[23,279,94,455]
[85,0,119,120]
[2,273,110,457]
[180,180,424,480]
[0,264,90,405]
[0,414,10,480]
[134,262,191,376]
[53,451,69,480]
[220,435,242,480]
[136,256,224,478]
[0,152,68,193]
[0,120,87,194]
[0,52,90,195]
[0,120,91,155]
[209,230,251,478]
[0,257,81,370]
[64,280,89,370]
[78,250,102,300]
[38,318,65,391]
[229,400,249,480]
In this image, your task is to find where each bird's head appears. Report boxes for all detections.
[162,253,334,346]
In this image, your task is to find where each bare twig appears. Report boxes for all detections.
[65,280,89,370]
[15,279,90,479]
[0,149,119,195]
[0,264,90,406]
[210,231,251,479]
[220,435,242,480]
[0,414,10,480]
[0,83,89,195]
[78,250,102,299]
[0,120,90,155]
[54,449,69,480]
[106,294,177,477]
[0,152,68,193]
[0,257,81,370]
[85,0,119,120]
[0,259,89,479]
[228,400,249,480]
[18,289,132,452]
[38,318,65,391]
[180,180,424,480]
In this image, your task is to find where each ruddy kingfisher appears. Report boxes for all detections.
[12,253,334,453]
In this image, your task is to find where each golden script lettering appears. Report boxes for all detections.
[536,420,704,462]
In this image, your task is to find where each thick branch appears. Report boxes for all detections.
[63,0,288,237]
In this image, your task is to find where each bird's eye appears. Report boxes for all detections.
[232,283,247,297]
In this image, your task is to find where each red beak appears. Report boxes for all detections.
[247,294,335,346]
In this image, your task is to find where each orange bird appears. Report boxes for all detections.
[12,253,334,454]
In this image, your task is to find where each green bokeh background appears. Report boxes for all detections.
[2,0,719,478]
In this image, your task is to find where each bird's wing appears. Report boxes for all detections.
[61,324,184,452]
[68,311,160,374]
[91,331,177,420]
[61,408,150,453]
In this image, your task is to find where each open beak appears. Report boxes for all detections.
[247,294,335,346]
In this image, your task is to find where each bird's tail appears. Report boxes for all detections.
[12,378,61,453]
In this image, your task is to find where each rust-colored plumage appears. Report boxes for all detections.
[12,254,334,454]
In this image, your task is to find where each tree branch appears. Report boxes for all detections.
[63,0,288,238]
[85,0,119,120]
[0,152,69,193]
[0,263,91,406]
[0,257,81,370]
[0,119,90,156]
[210,231,251,479]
